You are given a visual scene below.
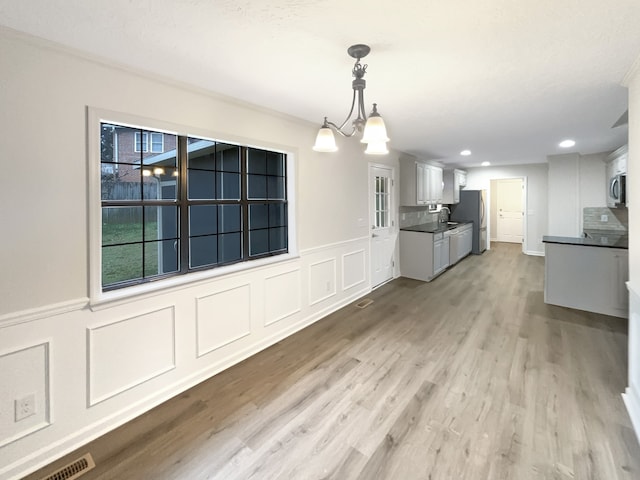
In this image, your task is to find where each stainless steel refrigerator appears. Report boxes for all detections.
[450,189,487,254]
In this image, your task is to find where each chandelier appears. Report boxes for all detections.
[312,44,389,155]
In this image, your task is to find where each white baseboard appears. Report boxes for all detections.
[623,387,640,445]
[525,250,545,257]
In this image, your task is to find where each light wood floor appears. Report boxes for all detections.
[26,243,640,479]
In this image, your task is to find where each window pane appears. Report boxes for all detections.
[159,239,179,274]
[249,204,269,230]
[155,169,178,200]
[102,243,143,286]
[219,233,242,263]
[248,174,267,199]
[190,235,218,268]
[267,176,285,199]
[269,227,287,251]
[188,169,216,199]
[269,204,287,227]
[190,205,217,236]
[101,168,141,201]
[188,139,216,170]
[249,229,269,256]
[216,144,240,172]
[143,206,177,241]
[219,205,241,233]
[101,124,117,163]
[266,152,284,176]
[217,172,240,200]
[102,207,143,245]
[248,148,266,174]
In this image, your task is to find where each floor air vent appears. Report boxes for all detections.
[40,453,95,480]
[355,298,373,309]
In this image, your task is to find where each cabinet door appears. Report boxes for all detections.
[433,239,443,275]
[416,163,427,205]
[431,166,443,204]
[462,228,473,256]
[456,171,467,188]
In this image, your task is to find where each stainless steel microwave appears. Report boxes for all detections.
[608,173,626,207]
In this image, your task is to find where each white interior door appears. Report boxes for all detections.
[370,165,394,288]
[496,178,523,243]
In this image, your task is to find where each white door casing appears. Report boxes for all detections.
[370,164,395,288]
[496,178,524,244]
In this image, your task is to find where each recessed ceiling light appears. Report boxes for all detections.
[460,149,471,156]
[559,139,576,148]
[481,161,491,167]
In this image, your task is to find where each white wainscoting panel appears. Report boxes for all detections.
[264,269,301,326]
[196,284,251,357]
[87,307,176,406]
[309,258,337,306]
[342,249,366,291]
[0,342,50,447]
[624,285,640,443]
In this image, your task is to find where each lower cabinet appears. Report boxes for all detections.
[400,230,450,282]
[544,243,628,318]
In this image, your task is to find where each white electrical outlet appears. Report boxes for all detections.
[601,214,608,222]
[15,394,36,422]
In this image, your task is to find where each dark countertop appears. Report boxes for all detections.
[543,229,628,249]
[400,221,472,234]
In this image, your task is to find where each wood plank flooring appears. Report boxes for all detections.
[26,243,640,479]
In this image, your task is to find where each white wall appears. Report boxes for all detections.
[623,55,640,442]
[465,164,548,255]
[0,29,400,479]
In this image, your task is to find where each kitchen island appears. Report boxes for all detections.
[543,231,628,318]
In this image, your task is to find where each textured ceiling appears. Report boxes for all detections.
[2,0,640,166]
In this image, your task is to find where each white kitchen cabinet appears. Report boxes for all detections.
[428,165,443,204]
[544,242,628,318]
[442,169,467,204]
[400,160,443,206]
[399,230,450,281]
[433,233,450,275]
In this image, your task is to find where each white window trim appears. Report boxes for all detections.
[88,107,298,309]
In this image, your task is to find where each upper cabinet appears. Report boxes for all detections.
[400,160,443,206]
[442,169,467,204]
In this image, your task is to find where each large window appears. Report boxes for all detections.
[100,123,288,291]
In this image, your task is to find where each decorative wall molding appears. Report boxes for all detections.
[87,307,176,406]
[0,342,51,449]
[0,298,88,329]
[342,249,367,290]
[196,284,252,358]
[264,269,302,326]
[299,236,369,256]
[308,258,337,306]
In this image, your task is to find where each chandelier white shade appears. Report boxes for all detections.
[312,118,338,152]
[312,44,389,155]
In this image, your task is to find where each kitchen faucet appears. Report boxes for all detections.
[439,206,450,223]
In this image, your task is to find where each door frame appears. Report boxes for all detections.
[488,176,527,254]
[368,162,397,289]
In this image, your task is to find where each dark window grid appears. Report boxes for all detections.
[101,128,288,290]
[247,199,287,257]
[247,168,287,201]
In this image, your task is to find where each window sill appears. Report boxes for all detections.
[89,252,300,311]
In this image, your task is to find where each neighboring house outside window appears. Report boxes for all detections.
[134,131,164,153]
[100,122,288,291]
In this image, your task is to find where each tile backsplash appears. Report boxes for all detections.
[583,207,628,232]
[399,206,440,228]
